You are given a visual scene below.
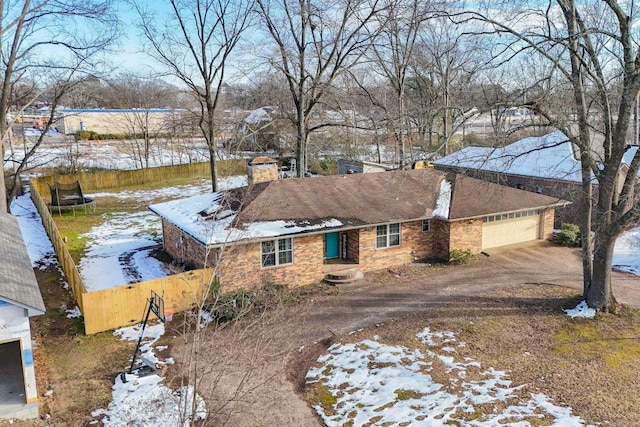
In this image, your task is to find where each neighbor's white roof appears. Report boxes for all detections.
[244,107,273,125]
[435,131,585,182]
[149,192,343,247]
[436,130,640,182]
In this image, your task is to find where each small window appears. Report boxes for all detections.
[376,223,401,248]
[508,213,515,219]
[261,237,293,267]
[422,219,431,232]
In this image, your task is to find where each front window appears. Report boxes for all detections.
[376,223,400,248]
[261,238,293,267]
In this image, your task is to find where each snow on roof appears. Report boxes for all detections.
[150,169,568,245]
[435,131,585,182]
[432,180,452,219]
[61,108,179,114]
[148,192,344,246]
[244,107,273,125]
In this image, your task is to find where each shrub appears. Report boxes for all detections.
[204,282,291,324]
[449,248,473,264]
[75,130,99,140]
[553,223,580,246]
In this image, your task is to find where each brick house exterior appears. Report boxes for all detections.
[150,167,565,291]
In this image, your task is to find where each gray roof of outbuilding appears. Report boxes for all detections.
[0,213,45,316]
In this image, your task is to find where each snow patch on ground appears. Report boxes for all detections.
[65,306,82,318]
[91,323,206,426]
[10,192,58,269]
[78,211,166,291]
[78,175,248,291]
[307,327,589,426]
[564,301,596,319]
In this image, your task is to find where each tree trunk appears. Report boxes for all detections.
[0,150,7,213]
[296,110,306,178]
[206,105,218,192]
[587,232,615,311]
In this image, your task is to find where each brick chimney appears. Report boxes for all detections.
[247,157,279,185]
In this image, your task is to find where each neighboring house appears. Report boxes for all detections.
[227,106,287,152]
[0,214,45,420]
[58,108,183,136]
[149,164,567,289]
[433,130,639,226]
[337,159,394,174]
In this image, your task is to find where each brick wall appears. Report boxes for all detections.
[448,219,483,254]
[343,229,360,260]
[216,234,326,290]
[541,208,555,240]
[357,221,434,271]
[432,219,450,260]
[162,220,210,268]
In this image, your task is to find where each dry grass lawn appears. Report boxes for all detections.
[299,284,640,426]
[5,253,640,426]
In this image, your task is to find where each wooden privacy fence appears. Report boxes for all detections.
[28,160,245,334]
[81,269,214,335]
[31,159,248,195]
[30,184,87,309]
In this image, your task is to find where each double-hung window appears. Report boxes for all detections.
[261,237,293,267]
[376,223,400,248]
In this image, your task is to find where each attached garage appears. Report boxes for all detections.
[481,209,542,249]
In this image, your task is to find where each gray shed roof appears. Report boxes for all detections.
[0,213,45,316]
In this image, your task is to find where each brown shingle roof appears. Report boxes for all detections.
[448,174,568,219]
[0,213,45,316]
[233,169,567,227]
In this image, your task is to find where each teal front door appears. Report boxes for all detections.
[325,232,340,259]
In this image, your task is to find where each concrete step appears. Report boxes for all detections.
[0,402,39,420]
[324,268,363,284]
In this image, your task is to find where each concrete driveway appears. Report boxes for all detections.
[308,241,640,336]
[182,241,640,426]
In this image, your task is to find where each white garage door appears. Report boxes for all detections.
[482,210,542,249]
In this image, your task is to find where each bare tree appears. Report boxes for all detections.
[367,0,431,168]
[0,0,118,211]
[254,0,387,177]
[459,1,640,311]
[412,16,485,156]
[132,0,253,192]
